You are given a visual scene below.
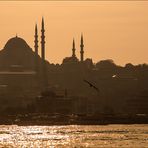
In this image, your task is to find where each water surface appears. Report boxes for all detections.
[0,124,148,147]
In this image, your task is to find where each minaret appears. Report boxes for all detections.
[72,38,76,57]
[41,17,48,89]
[41,17,45,60]
[80,33,84,62]
[34,24,38,55]
[34,24,38,72]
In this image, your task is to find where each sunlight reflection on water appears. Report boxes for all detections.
[0,124,148,147]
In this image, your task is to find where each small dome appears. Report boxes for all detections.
[4,36,30,50]
[62,56,79,64]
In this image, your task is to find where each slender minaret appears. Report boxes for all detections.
[34,24,38,55]
[80,33,84,62]
[41,17,45,60]
[41,17,48,89]
[72,38,76,57]
[34,24,39,72]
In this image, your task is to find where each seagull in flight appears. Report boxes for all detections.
[83,79,99,92]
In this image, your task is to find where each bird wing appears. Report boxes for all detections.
[84,79,99,92]
[84,79,92,86]
[92,85,99,92]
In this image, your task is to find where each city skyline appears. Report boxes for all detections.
[0,1,148,66]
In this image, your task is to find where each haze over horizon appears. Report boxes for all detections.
[0,1,148,66]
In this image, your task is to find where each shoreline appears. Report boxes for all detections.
[0,114,148,126]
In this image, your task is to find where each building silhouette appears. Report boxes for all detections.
[0,18,148,115]
[62,38,79,64]
[0,18,49,106]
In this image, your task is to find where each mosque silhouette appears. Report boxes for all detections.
[0,18,93,97]
[0,18,148,116]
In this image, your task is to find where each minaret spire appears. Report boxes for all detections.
[72,38,76,57]
[80,33,84,62]
[41,17,45,60]
[40,17,48,89]
[34,23,38,55]
[34,23,39,72]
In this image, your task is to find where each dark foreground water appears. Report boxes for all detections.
[0,124,148,147]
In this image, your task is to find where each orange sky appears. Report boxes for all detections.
[0,1,148,66]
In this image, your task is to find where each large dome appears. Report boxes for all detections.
[4,36,30,50]
[0,36,36,70]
